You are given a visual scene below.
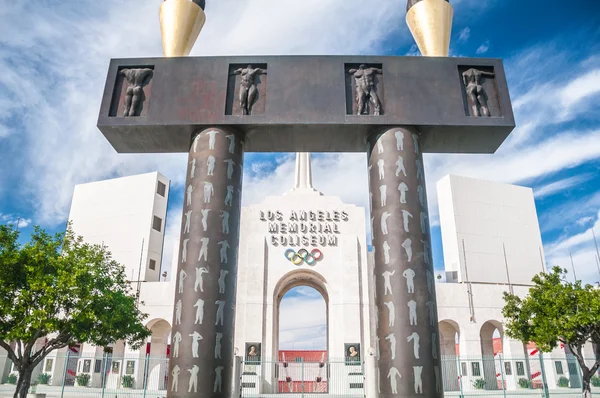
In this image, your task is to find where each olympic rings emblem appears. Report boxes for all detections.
[284,248,324,266]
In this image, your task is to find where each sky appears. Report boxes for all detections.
[1,0,600,349]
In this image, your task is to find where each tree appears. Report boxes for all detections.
[502,266,600,398]
[0,224,151,398]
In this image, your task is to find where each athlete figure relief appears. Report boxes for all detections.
[462,67,495,117]
[120,68,153,117]
[232,65,267,115]
[348,64,383,115]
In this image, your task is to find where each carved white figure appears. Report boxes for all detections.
[198,210,209,232]
[377,159,385,180]
[183,210,192,234]
[208,130,219,150]
[426,301,435,326]
[383,301,395,327]
[414,366,423,394]
[189,331,203,358]
[215,300,226,326]
[385,333,397,360]
[218,240,230,264]
[422,240,431,265]
[225,185,234,206]
[401,209,413,233]
[420,212,428,234]
[412,133,420,154]
[218,270,229,294]
[434,365,441,392]
[220,211,230,234]
[426,270,434,295]
[375,306,379,325]
[407,332,420,359]
[178,270,187,294]
[215,332,223,359]
[398,182,408,204]
[198,238,209,262]
[395,130,404,151]
[376,137,384,154]
[383,241,391,265]
[408,300,417,325]
[203,182,214,203]
[370,217,374,237]
[396,156,407,177]
[171,365,180,392]
[416,159,424,181]
[173,332,182,358]
[226,134,235,154]
[224,159,235,179]
[181,239,189,263]
[403,268,415,293]
[193,298,204,324]
[379,184,387,207]
[382,270,395,295]
[193,134,200,153]
[214,366,224,393]
[387,367,402,394]
[186,185,193,206]
[376,336,380,359]
[417,185,425,207]
[175,299,182,325]
[188,365,199,393]
[378,367,381,394]
[381,211,391,235]
[190,158,196,178]
[432,333,438,359]
[207,155,216,176]
[402,238,413,262]
[369,192,373,211]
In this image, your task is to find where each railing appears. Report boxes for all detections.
[0,354,598,397]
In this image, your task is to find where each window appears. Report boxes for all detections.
[157,181,166,197]
[83,360,91,373]
[44,358,53,372]
[295,357,303,362]
[504,362,512,375]
[94,360,102,373]
[152,216,162,232]
[471,362,481,376]
[149,259,156,270]
[555,361,564,375]
[516,361,525,376]
[461,362,468,376]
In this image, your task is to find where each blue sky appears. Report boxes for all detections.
[0,0,599,296]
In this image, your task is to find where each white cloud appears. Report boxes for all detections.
[458,27,471,42]
[0,214,31,229]
[533,174,594,199]
[476,41,490,54]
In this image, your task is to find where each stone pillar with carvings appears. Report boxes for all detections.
[168,127,244,398]
[367,127,442,398]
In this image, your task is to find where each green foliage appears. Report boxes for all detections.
[517,378,531,388]
[6,374,17,384]
[591,375,600,387]
[75,374,90,387]
[37,373,51,385]
[472,378,486,389]
[121,375,135,388]
[502,266,600,393]
[0,223,151,397]
[557,376,570,387]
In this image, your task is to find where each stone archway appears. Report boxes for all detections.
[480,320,503,390]
[439,320,460,391]
[145,318,172,391]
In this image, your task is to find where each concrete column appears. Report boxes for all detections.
[167,127,244,398]
[368,127,442,398]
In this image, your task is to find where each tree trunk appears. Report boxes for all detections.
[581,369,592,398]
[14,367,34,398]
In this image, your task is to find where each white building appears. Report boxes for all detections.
[13,163,598,395]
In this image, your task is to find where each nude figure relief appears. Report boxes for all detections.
[232,65,267,115]
[348,64,383,115]
[462,67,495,117]
[120,68,153,117]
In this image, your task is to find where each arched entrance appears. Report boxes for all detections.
[145,318,171,391]
[439,320,460,391]
[480,320,503,390]
[273,270,329,393]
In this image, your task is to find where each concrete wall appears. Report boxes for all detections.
[437,175,546,285]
